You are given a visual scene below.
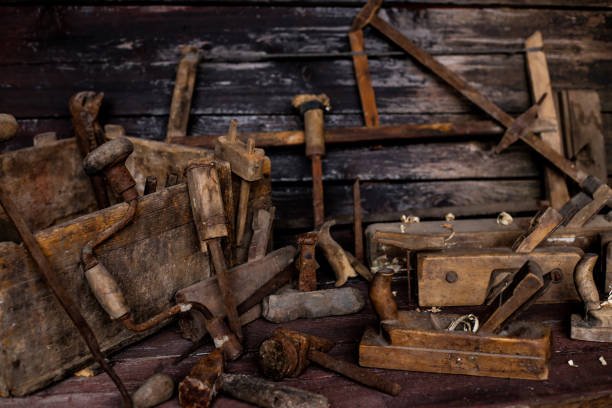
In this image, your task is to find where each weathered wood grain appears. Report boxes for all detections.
[0,184,210,397]
[273,179,542,223]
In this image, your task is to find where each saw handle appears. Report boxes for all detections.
[574,253,600,315]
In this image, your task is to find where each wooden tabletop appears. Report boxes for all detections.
[2,278,612,408]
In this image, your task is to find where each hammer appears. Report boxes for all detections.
[178,348,330,408]
[292,94,331,228]
[258,328,401,396]
[185,160,243,341]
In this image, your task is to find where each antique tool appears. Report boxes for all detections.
[170,119,557,149]
[131,373,174,408]
[571,254,612,342]
[214,120,265,247]
[360,269,552,380]
[524,31,569,208]
[143,175,157,195]
[318,220,358,286]
[261,287,365,323]
[69,91,110,209]
[185,160,243,341]
[351,0,612,208]
[175,261,297,364]
[292,94,331,227]
[176,246,296,341]
[353,178,364,263]
[179,348,330,408]
[0,113,18,141]
[0,184,132,407]
[248,207,275,261]
[166,45,202,141]
[81,139,243,359]
[417,247,583,307]
[477,261,559,333]
[297,231,318,291]
[258,328,401,396]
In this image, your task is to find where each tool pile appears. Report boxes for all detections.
[1,0,611,406]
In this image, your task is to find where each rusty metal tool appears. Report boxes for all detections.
[179,348,330,408]
[353,178,364,263]
[292,94,331,228]
[352,0,610,201]
[69,91,110,209]
[175,261,298,364]
[81,139,225,340]
[214,119,265,247]
[0,184,132,406]
[297,231,318,291]
[571,254,612,342]
[185,160,243,341]
[258,327,401,396]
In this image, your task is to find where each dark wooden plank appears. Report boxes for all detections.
[3,1,612,6]
[1,7,611,65]
[272,179,541,225]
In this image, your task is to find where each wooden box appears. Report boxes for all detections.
[0,136,271,396]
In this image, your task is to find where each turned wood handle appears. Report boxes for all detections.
[83,137,133,175]
[84,262,130,320]
[574,253,600,313]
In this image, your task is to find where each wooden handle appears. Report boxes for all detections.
[185,163,228,244]
[574,253,600,313]
[84,262,130,320]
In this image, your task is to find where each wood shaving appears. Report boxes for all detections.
[497,211,513,225]
[426,306,442,313]
[568,360,578,367]
[401,215,420,224]
[445,213,455,222]
[599,356,607,366]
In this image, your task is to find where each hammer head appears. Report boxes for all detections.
[257,328,334,380]
[178,348,224,408]
[350,0,383,32]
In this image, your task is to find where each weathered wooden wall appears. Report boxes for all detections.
[0,1,611,239]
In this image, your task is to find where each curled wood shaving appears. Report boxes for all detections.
[600,356,607,366]
[445,213,455,222]
[497,211,513,225]
[425,306,442,313]
[568,360,579,367]
[447,314,479,332]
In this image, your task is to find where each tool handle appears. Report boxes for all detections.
[209,238,243,340]
[574,253,600,313]
[220,373,330,408]
[308,349,401,396]
[85,262,130,320]
[186,162,228,244]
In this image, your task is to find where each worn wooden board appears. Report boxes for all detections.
[0,184,210,397]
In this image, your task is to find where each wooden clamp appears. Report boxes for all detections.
[166,46,202,141]
[215,120,265,246]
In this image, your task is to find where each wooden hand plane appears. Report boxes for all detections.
[360,266,554,380]
[571,253,612,342]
